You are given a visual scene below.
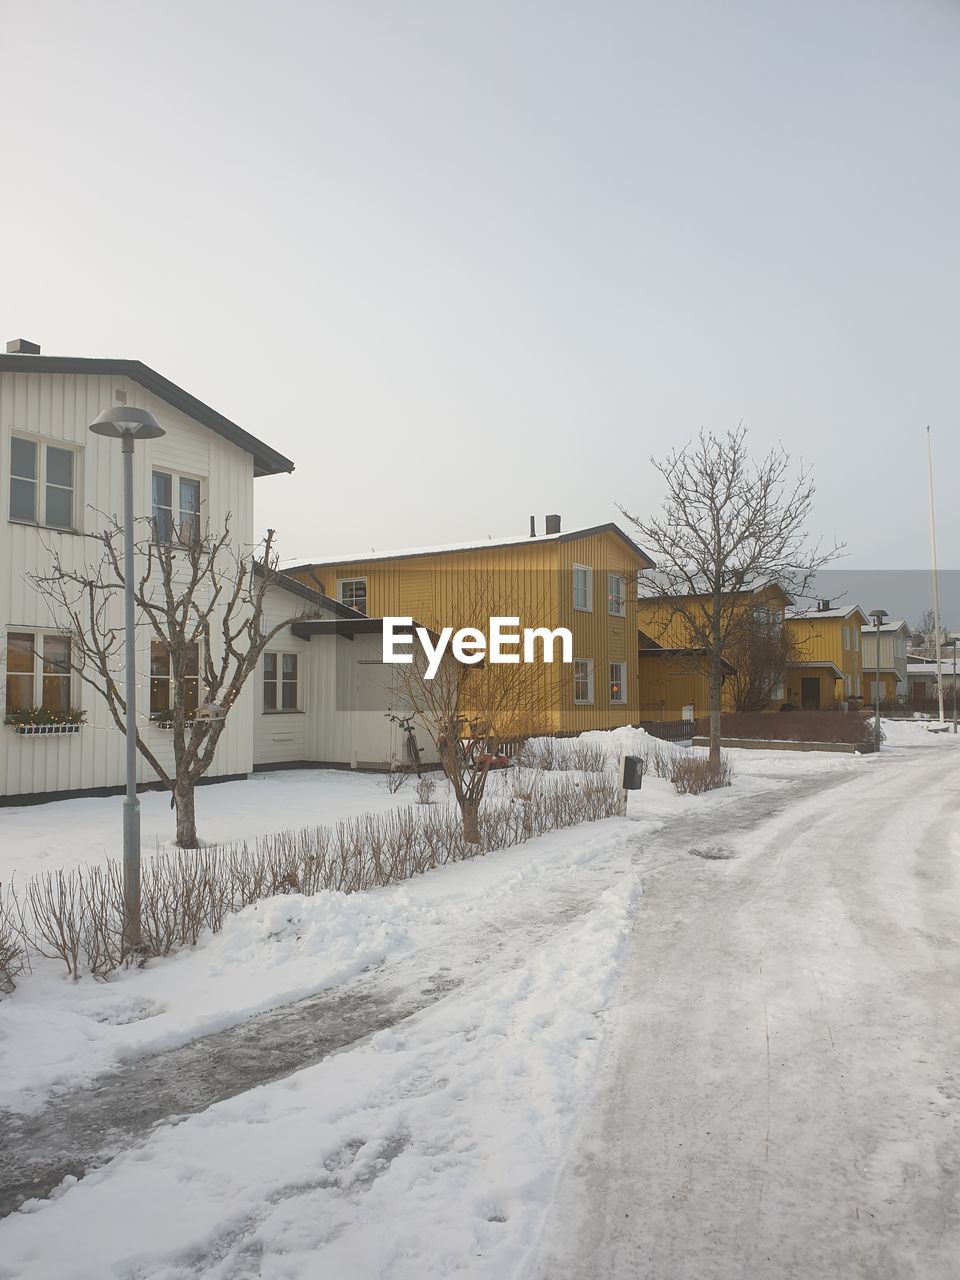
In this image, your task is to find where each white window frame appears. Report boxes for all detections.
[843,673,852,695]
[152,469,203,547]
[843,625,850,651]
[853,628,859,653]
[574,657,594,705]
[609,661,627,704]
[9,434,79,531]
[854,673,861,697]
[4,630,74,713]
[607,573,626,617]
[573,564,593,613]
[337,577,368,615]
[263,650,300,712]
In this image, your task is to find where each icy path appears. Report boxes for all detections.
[532,741,960,1280]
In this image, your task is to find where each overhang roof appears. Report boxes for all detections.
[787,660,845,679]
[0,353,294,477]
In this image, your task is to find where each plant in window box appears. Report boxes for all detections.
[5,706,86,736]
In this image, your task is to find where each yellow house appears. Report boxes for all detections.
[285,517,654,734]
[636,584,792,719]
[784,601,867,710]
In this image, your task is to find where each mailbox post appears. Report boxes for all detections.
[618,754,645,815]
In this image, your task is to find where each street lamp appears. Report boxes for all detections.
[868,609,888,753]
[89,407,165,953]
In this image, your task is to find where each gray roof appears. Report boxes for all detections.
[0,352,294,477]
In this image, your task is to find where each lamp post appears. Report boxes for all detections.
[869,609,888,753]
[950,638,958,735]
[89,407,165,953]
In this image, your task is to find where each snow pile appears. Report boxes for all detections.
[0,871,638,1279]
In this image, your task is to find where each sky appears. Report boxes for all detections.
[2,0,958,584]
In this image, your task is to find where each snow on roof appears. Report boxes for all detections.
[908,662,955,675]
[282,523,649,570]
[862,619,908,632]
[786,604,867,621]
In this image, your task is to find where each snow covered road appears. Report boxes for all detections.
[534,738,960,1279]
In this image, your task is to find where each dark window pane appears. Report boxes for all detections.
[281,679,298,710]
[152,471,172,507]
[43,635,70,674]
[6,673,33,712]
[179,477,200,514]
[45,485,73,528]
[150,641,170,679]
[263,653,277,680]
[42,675,70,713]
[10,477,36,522]
[7,632,35,674]
[281,654,297,680]
[10,437,36,479]
[150,678,170,714]
[46,447,73,488]
[263,677,277,711]
[185,643,200,677]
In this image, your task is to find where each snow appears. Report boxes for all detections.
[281,522,644,569]
[0,822,639,1279]
[2,722,958,1277]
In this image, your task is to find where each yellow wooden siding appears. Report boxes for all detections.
[784,665,842,709]
[289,529,647,734]
[785,612,867,699]
[637,653,708,721]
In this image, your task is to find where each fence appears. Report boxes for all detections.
[637,719,694,743]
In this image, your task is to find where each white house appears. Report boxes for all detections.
[860,618,910,703]
[1,339,435,804]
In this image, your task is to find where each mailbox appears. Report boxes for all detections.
[619,754,644,791]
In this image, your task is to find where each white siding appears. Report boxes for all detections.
[1,370,258,799]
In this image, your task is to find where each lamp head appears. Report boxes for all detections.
[89,407,165,439]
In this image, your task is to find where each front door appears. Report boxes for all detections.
[801,677,821,711]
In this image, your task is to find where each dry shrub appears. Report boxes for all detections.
[637,738,673,779]
[670,753,735,795]
[415,775,437,805]
[566,739,608,773]
[519,737,560,771]
[384,761,412,794]
[7,773,621,982]
[0,886,30,995]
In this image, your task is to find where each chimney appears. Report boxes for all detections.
[6,338,41,355]
[545,513,561,535]
[529,515,536,538]
[816,598,831,612]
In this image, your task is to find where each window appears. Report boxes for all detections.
[263,652,299,711]
[150,641,200,718]
[854,628,860,653]
[609,661,626,703]
[337,578,368,615]
[9,436,76,529]
[574,658,594,704]
[607,574,626,617]
[843,626,850,651]
[152,471,202,546]
[4,632,72,712]
[844,673,852,695]
[854,673,861,696]
[573,565,593,612]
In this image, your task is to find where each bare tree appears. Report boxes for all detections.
[393,575,559,843]
[621,426,841,762]
[724,604,802,712]
[31,516,320,847]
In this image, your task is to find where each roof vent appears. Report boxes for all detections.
[6,338,40,355]
[545,514,561,535]
[529,515,536,538]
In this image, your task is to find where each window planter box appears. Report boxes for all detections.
[12,722,82,737]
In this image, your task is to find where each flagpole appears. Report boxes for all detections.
[927,425,945,723]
